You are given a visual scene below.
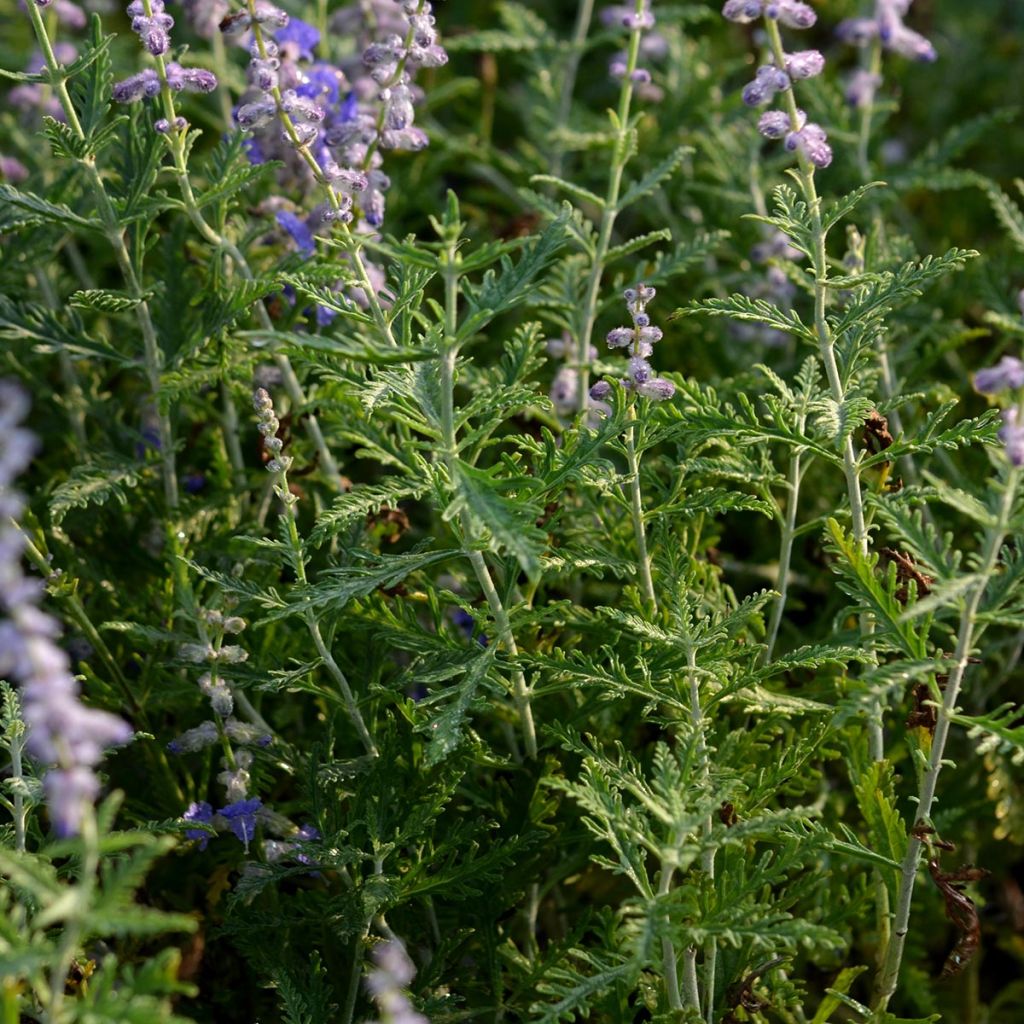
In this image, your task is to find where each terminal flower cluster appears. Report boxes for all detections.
[602,2,667,100]
[591,284,674,404]
[723,1,832,169]
[837,1,937,64]
[0,383,132,836]
[975,354,1024,467]
[112,0,218,109]
[228,0,446,230]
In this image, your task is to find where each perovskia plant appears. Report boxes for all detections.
[2,1,1024,1021]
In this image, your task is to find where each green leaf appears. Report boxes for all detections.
[950,703,1024,765]
[421,648,496,765]
[70,288,148,313]
[0,183,99,233]
[49,455,145,526]
[529,174,604,210]
[617,146,691,212]
[673,292,815,344]
[446,460,546,578]
[821,182,886,233]
[810,966,868,1024]
[605,228,672,264]
[308,481,428,547]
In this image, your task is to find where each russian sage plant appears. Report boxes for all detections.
[2,0,1024,1021]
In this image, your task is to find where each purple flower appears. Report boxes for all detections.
[590,380,613,401]
[784,49,825,80]
[112,68,161,104]
[637,377,675,401]
[165,63,218,94]
[743,65,790,107]
[722,0,763,23]
[766,1,816,29]
[220,797,262,848]
[845,70,882,108]
[785,122,832,168]
[975,356,1024,395]
[275,17,320,61]
[45,767,100,838]
[183,801,215,849]
[998,408,1024,466]
[550,367,579,417]
[277,210,315,255]
[606,327,635,348]
[758,109,793,139]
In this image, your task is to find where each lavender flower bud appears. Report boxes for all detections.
[637,377,676,401]
[845,70,882,108]
[45,767,99,837]
[407,43,448,68]
[629,356,653,384]
[112,68,161,103]
[766,1,816,29]
[606,327,635,348]
[165,63,218,94]
[743,65,790,107]
[785,50,825,79]
[885,23,937,62]
[237,99,277,131]
[785,122,832,168]
[167,720,219,753]
[251,0,288,27]
[250,57,280,92]
[225,719,272,746]
[758,109,791,139]
[281,89,325,123]
[836,18,879,45]
[590,380,613,401]
[722,0,763,23]
[998,408,1024,466]
[974,356,1024,394]
[549,368,579,416]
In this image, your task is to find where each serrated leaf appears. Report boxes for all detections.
[0,183,99,233]
[49,456,145,525]
[70,289,147,313]
[617,146,691,212]
[446,461,546,578]
[673,292,815,344]
[308,481,427,547]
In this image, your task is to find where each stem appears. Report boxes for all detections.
[9,725,28,854]
[274,468,378,757]
[45,808,99,1024]
[658,855,683,1011]
[624,404,657,612]
[439,254,537,759]
[855,38,883,181]
[873,467,1020,1011]
[763,442,804,664]
[763,16,881,758]
[549,0,597,181]
[575,0,648,402]
[682,948,701,1013]
[25,3,178,512]
[687,645,717,1023]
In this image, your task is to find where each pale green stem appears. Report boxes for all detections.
[763,16,881,758]
[140,21,343,487]
[35,265,87,447]
[575,0,648,402]
[856,38,883,181]
[687,645,717,1022]
[439,257,537,759]
[763,440,805,664]
[624,404,657,612]
[682,948,700,1013]
[549,0,597,181]
[873,467,1020,1011]
[9,725,27,854]
[274,469,378,756]
[26,3,178,512]
[658,854,683,1012]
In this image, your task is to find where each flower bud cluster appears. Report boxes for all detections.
[113,1,218,110]
[602,2,666,101]
[837,1,937,64]
[254,387,294,479]
[974,353,1024,467]
[591,284,674,404]
[724,1,832,169]
[366,940,429,1024]
[1,383,132,837]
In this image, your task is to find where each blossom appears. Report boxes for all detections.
[998,408,1024,467]
[1,382,131,837]
[219,797,262,849]
[597,284,674,404]
[366,940,428,1024]
[974,356,1024,395]
[183,801,215,849]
